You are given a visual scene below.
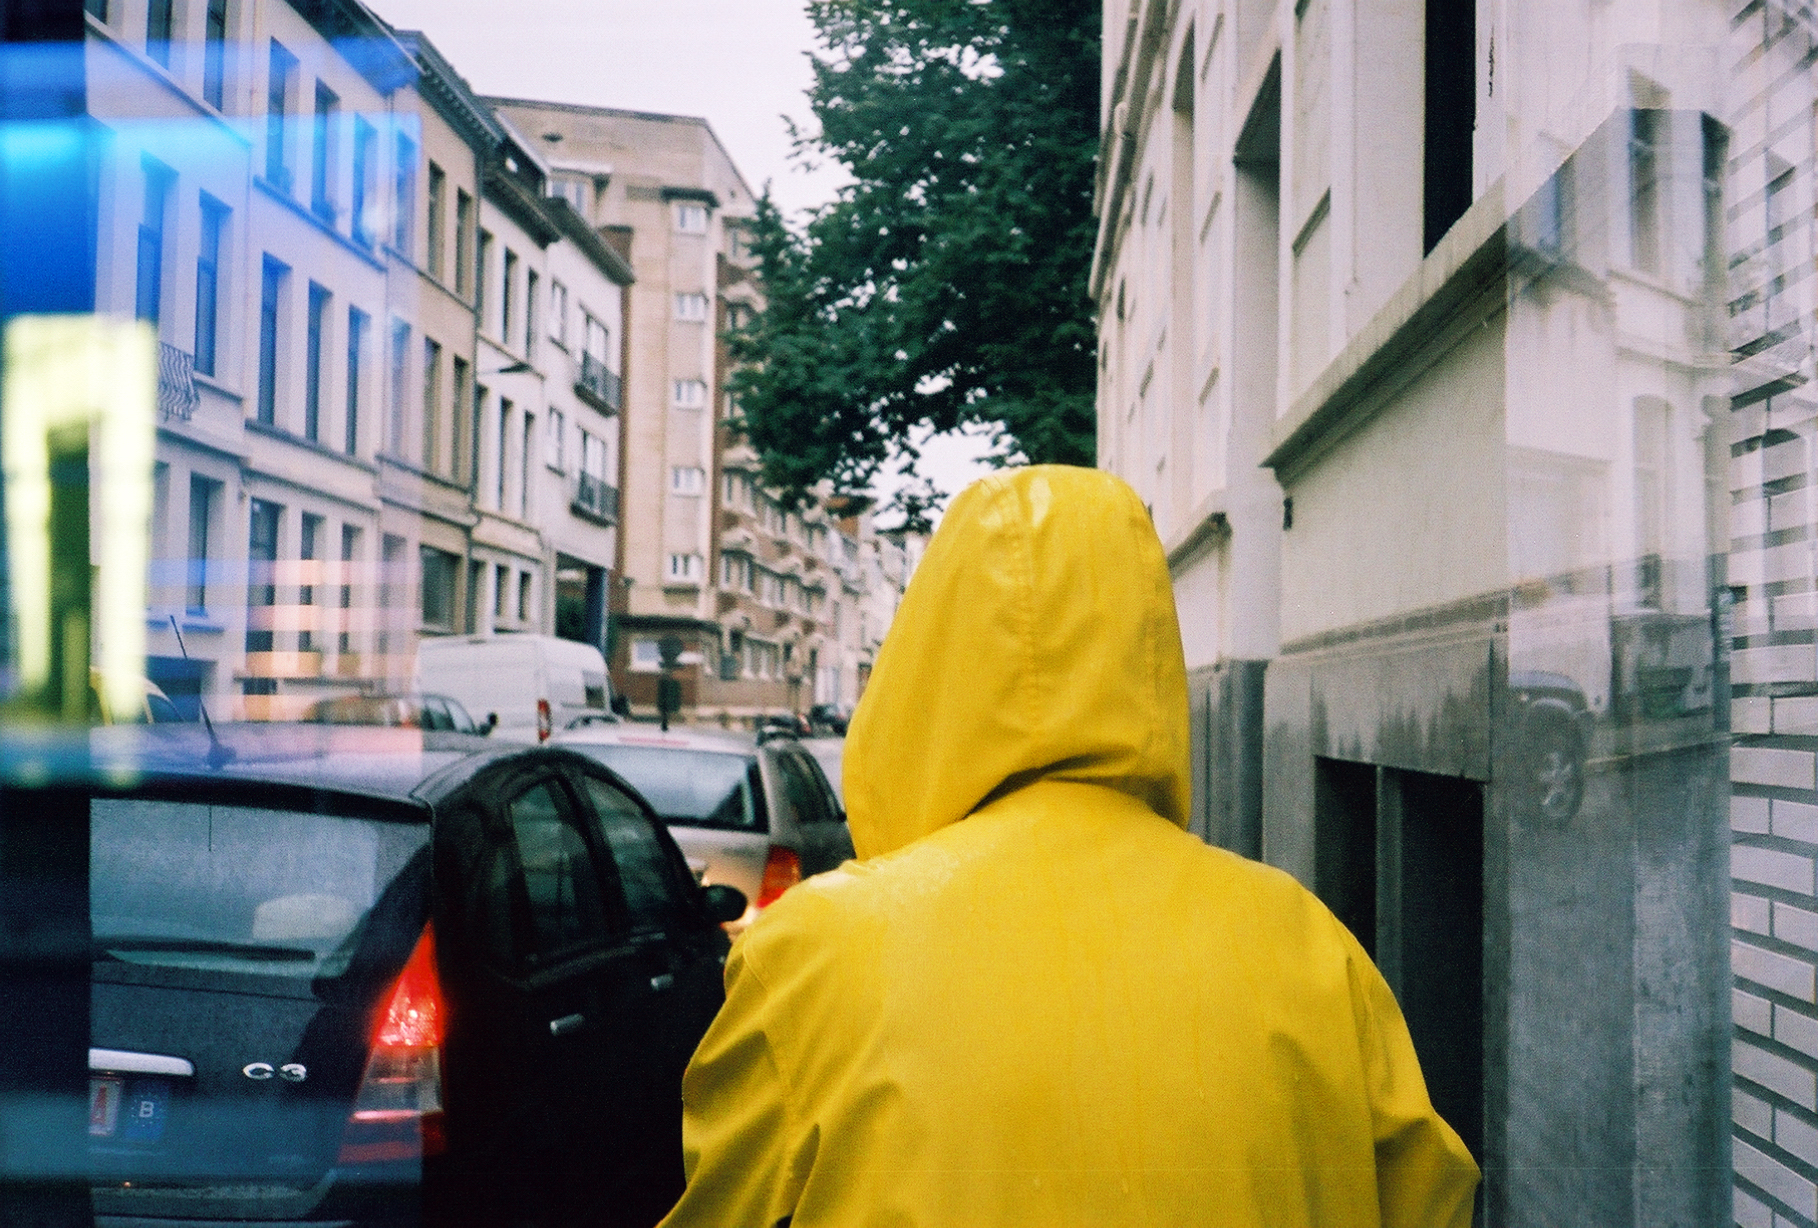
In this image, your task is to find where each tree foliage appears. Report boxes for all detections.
[728,0,1101,527]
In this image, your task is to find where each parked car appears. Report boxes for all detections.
[302,692,485,734]
[83,722,743,1228]
[806,703,850,735]
[756,711,812,740]
[416,634,617,743]
[551,724,853,931]
[1509,670,1595,824]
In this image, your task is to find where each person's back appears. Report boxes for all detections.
[661,466,1478,1228]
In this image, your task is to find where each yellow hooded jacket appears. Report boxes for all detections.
[660,466,1479,1228]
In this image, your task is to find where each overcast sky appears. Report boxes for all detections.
[370,0,998,516]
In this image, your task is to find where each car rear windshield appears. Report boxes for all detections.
[573,745,763,832]
[91,799,429,979]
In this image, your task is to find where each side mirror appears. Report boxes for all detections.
[482,712,498,735]
[700,883,748,924]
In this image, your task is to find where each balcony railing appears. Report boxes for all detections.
[577,352,621,411]
[573,470,619,522]
[158,342,199,422]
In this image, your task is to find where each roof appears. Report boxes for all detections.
[479,95,759,210]
[59,723,505,808]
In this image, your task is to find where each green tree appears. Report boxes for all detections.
[729,0,1100,527]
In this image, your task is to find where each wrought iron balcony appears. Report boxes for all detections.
[577,352,621,411]
[573,470,619,522]
[158,342,199,422]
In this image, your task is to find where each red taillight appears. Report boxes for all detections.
[536,698,552,742]
[755,846,801,909]
[338,923,446,1166]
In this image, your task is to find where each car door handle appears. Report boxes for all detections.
[649,973,675,993]
[549,1013,585,1037]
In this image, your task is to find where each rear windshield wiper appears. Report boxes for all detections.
[93,937,317,962]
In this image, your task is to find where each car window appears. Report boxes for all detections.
[571,745,764,832]
[576,774,684,932]
[506,778,609,962]
[91,799,428,980]
[773,749,834,826]
[444,696,476,734]
[422,697,452,731]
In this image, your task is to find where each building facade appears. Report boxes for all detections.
[1092,0,1795,1223]
[486,99,915,723]
[86,0,631,718]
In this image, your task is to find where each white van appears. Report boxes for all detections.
[415,634,617,743]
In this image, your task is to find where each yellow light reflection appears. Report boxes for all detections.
[2,315,154,722]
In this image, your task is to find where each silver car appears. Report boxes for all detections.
[552,724,853,930]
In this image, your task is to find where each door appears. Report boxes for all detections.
[438,767,646,1226]
[568,767,728,1227]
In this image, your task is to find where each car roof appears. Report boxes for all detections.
[553,724,756,755]
[66,723,507,809]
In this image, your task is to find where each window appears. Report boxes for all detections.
[518,570,533,622]
[186,476,217,613]
[452,356,470,480]
[505,780,607,961]
[668,553,703,583]
[425,163,445,278]
[338,523,360,652]
[521,412,534,518]
[256,257,286,425]
[299,513,322,650]
[344,306,367,454]
[304,283,329,443]
[580,428,608,484]
[583,312,608,361]
[720,552,752,593]
[496,398,511,507]
[670,466,705,496]
[454,190,473,295]
[582,776,685,929]
[194,196,225,376]
[265,42,295,188]
[673,379,706,408]
[147,0,171,66]
[674,292,708,322]
[475,230,492,321]
[550,174,589,216]
[136,159,173,326]
[422,337,443,469]
[311,82,337,221]
[502,249,518,344]
[546,408,565,469]
[203,0,227,110]
[674,202,707,232]
[494,563,509,618]
[420,546,458,630]
[549,280,568,346]
[525,270,539,361]
[351,117,375,245]
[393,131,416,255]
[630,639,661,671]
[86,0,106,20]
[245,499,280,655]
[1630,105,1665,274]
[387,318,409,453]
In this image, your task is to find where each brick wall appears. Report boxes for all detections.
[1729,6,1818,1225]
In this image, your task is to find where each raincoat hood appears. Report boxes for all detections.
[843,465,1190,859]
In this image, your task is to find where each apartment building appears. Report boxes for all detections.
[86,0,634,718]
[1095,1,1760,1223]
[487,99,870,721]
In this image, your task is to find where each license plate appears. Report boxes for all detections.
[89,1076,169,1143]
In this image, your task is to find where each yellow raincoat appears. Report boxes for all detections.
[660,465,1479,1228]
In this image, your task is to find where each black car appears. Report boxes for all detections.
[83,722,744,1228]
